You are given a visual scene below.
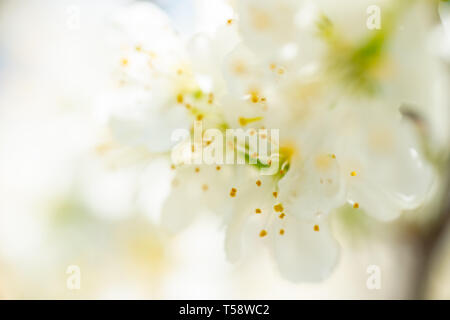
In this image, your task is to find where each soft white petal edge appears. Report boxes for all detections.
[272,217,340,282]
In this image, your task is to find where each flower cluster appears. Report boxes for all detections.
[98,0,446,282]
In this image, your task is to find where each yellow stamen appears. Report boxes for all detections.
[239,116,263,127]
[208,93,214,104]
[353,202,359,209]
[314,225,320,232]
[259,230,268,237]
[279,229,285,235]
[255,208,262,214]
[350,171,357,177]
[256,180,262,187]
[274,203,284,212]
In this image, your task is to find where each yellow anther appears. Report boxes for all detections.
[279,229,285,235]
[195,167,200,173]
[202,184,209,191]
[259,230,268,237]
[255,208,262,214]
[314,225,320,232]
[350,171,357,177]
[216,166,221,171]
[121,58,128,66]
[177,93,184,104]
[353,202,359,209]
[256,180,262,187]
[274,203,284,212]
[208,93,214,104]
[279,213,285,219]
[273,192,278,198]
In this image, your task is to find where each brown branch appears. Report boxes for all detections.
[412,162,450,299]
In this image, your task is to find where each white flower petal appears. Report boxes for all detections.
[237,0,302,55]
[224,168,277,262]
[271,216,339,282]
[337,104,434,220]
[279,155,344,220]
[110,105,190,153]
[162,164,236,233]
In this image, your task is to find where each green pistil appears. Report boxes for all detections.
[193,89,204,100]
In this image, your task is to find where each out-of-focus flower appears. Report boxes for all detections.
[96,2,192,153]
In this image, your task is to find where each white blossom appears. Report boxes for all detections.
[98,0,445,282]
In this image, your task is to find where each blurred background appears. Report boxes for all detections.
[0,0,449,299]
